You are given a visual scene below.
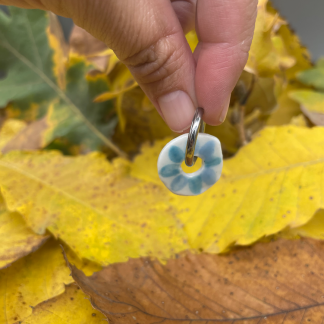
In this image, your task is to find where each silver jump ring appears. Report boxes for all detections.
[185,107,206,167]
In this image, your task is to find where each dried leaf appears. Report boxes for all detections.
[67,238,324,324]
[267,84,302,126]
[2,118,47,154]
[0,118,26,151]
[20,284,106,324]
[0,8,122,156]
[274,24,311,80]
[289,90,324,126]
[69,25,108,72]
[95,64,137,133]
[0,195,48,269]
[245,0,295,77]
[111,88,174,157]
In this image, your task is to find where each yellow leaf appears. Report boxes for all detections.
[0,240,70,323]
[0,118,26,151]
[0,195,48,269]
[2,126,324,262]
[267,84,302,126]
[289,90,324,113]
[290,114,308,127]
[131,126,324,253]
[1,118,48,154]
[275,24,311,80]
[245,0,295,77]
[0,151,188,265]
[0,239,100,324]
[47,13,68,90]
[283,209,324,240]
[111,88,174,156]
[21,284,106,324]
[206,119,239,156]
[94,81,138,102]
[289,90,324,126]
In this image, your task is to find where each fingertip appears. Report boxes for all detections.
[158,90,195,133]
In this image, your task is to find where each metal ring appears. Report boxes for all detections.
[185,107,206,167]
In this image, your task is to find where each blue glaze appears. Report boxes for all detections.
[171,175,188,192]
[205,157,222,167]
[199,141,215,162]
[159,164,180,177]
[158,134,223,196]
[202,168,216,185]
[169,146,184,163]
[189,176,202,195]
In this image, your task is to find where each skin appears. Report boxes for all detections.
[1,0,257,132]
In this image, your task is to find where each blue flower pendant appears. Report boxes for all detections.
[157,134,223,196]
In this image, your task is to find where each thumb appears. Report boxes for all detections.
[72,0,198,133]
[1,0,197,132]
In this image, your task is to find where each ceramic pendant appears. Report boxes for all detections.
[157,133,223,196]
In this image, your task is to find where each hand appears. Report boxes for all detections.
[1,0,257,132]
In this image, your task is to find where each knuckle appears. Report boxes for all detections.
[122,33,185,86]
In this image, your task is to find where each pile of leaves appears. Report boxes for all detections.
[1,1,324,323]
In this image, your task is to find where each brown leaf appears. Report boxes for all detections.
[69,25,108,71]
[1,118,47,154]
[65,239,324,324]
[300,105,324,126]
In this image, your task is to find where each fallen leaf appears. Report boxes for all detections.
[206,119,239,157]
[267,84,302,126]
[0,8,123,156]
[95,64,138,133]
[112,88,174,157]
[282,209,324,240]
[290,114,308,127]
[274,24,311,80]
[0,195,48,269]
[1,118,47,154]
[289,90,324,126]
[131,126,324,253]
[66,238,324,324]
[0,151,188,265]
[0,118,26,151]
[0,239,99,324]
[2,126,324,263]
[297,58,324,91]
[0,238,100,324]
[21,284,106,324]
[6,56,120,153]
[245,0,295,77]
[69,25,109,72]
[47,12,68,90]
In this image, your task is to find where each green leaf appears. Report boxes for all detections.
[297,57,324,91]
[0,8,123,155]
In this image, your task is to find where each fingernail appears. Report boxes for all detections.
[219,96,231,123]
[158,91,195,132]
